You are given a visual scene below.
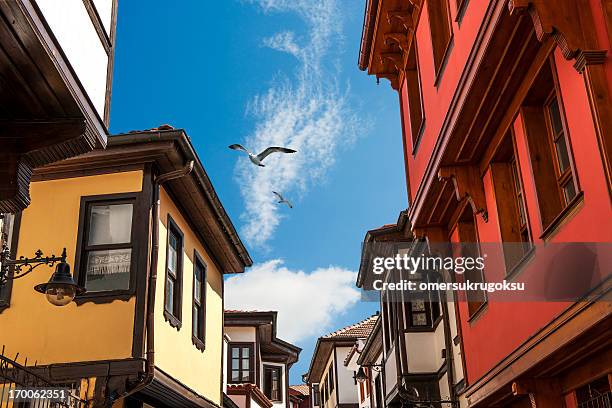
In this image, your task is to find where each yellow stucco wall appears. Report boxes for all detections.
[154,186,224,404]
[0,171,143,364]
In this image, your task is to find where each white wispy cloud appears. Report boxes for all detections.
[225,260,360,342]
[236,0,362,247]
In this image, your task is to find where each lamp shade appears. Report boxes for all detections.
[354,367,368,383]
[34,260,85,306]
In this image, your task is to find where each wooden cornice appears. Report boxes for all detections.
[384,32,410,51]
[438,165,488,222]
[508,0,607,71]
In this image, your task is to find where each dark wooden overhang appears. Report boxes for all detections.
[356,209,412,289]
[224,311,301,366]
[137,367,222,408]
[358,0,422,89]
[356,317,382,367]
[33,129,252,274]
[0,0,108,213]
[305,337,356,384]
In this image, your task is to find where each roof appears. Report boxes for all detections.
[356,209,412,288]
[322,314,379,339]
[305,314,380,383]
[224,310,301,365]
[34,128,252,273]
[289,385,310,396]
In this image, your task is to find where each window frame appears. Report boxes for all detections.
[263,364,283,402]
[164,214,184,329]
[73,193,139,303]
[228,342,255,384]
[0,212,22,313]
[543,91,579,207]
[192,250,206,351]
[426,0,453,84]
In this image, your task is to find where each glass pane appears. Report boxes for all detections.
[242,371,250,381]
[194,267,202,302]
[555,137,571,173]
[88,203,133,245]
[193,306,199,337]
[242,358,249,370]
[232,370,239,382]
[232,359,239,370]
[232,348,239,358]
[242,347,249,357]
[85,248,131,291]
[411,299,425,312]
[563,180,577,203]
[168,232,178,274]
[412,312,428,326]
[165,278,174,311]
[548,98,563,135]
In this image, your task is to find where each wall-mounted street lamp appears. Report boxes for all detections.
[0,238,85,306]
[353,364,383,384]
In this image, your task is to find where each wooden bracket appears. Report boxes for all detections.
[438,165,488,222]
[384,32,409,51]
[376,72,399,90]
[380,53,404,72]
[574,50,608,73]
[387,11,414,32]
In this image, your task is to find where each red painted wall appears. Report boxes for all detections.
[397,0,612,386]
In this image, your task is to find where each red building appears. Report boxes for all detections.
[358,0,612,407]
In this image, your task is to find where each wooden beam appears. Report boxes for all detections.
[0,118,86,152]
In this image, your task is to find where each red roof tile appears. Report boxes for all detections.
[289,385,310,396]
[322,314,379,340]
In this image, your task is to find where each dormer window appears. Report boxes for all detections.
[229,343,254,383]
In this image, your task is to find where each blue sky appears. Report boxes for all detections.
[110,0,406,384]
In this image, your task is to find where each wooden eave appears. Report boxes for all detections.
[305,337,358,384]
[361,0,422,89]
[356,210,412,288]
[33,129,252,274]
[0,0,108,213]
[224,311,301,365]
[356,317,382,366]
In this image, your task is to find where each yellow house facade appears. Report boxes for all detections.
[0,128,252,408]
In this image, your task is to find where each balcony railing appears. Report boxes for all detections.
[0,347,89,407]
[578,391,612,408]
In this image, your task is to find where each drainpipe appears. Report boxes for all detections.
[111,161,194,405]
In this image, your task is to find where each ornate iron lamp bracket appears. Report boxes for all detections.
[0,233,67,286]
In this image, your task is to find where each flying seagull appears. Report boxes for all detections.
[228,144,297,167]
[273,191,293,209]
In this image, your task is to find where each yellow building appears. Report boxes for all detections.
[0,128,252,407]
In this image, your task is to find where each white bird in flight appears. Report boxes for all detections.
[228,144,297,167]
[273,191,293,209]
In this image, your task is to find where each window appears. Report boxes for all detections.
[545,94,577,205]
[192,251,206,350]
[263,365,282,401]
[77,196,135,293]
[328,365,334,392]
[164,215,183,328]
[454,205,486,317]
[402,41,425,152]
[0,212,20,310]
[490,133,532,272]
[426,0,452,79]
[228,343,254,383]
[522,56,579,232]
[402,265,441,329]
